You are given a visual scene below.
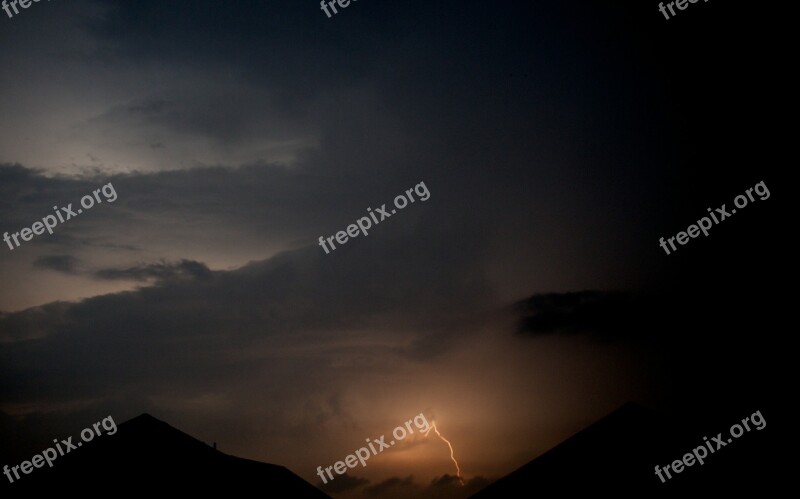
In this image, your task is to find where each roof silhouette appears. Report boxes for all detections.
[470,402,775,497]
[8,413,331,497]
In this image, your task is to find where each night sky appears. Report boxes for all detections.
[0,1,785,497]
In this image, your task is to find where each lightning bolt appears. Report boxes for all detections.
[424,422,464,485]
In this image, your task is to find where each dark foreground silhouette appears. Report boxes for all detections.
[471,403,776,497]
[7,413,330,497]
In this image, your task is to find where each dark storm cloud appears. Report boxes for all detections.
[87,0,395,82]
[0,161,448,258]
[516,291,646,341]
[0,221,491,398]
[84,91,312,150]
[33,255,81,274]
[0,301,72,344]
[94,259,211,282]
[429,474,463,487]
[319,472,370,493]
[3,0,675,302]
[428,475,491,497]
[514,290,716,343]
[0,163,122,231]
[76,0,672,178]
[361,474,490,498]
[0,153,498,315]
[363,475,416,497]
[0,164,31,185]
[517,291,631,334]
